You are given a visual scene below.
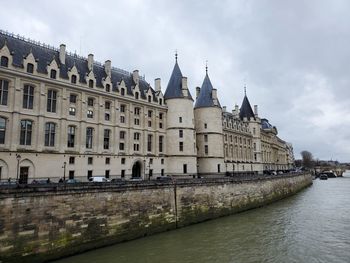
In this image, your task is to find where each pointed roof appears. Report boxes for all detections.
[239,94,255,120]
[194,73,221,108]
[164,60,192,100]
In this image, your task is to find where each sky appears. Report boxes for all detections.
[1,0,349,162]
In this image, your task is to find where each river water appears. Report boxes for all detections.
[55,172,350,263]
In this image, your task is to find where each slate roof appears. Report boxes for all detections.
[194,73,221,108]
[164,61,192,100]
[239,95,255,120]
[0,31,157,101]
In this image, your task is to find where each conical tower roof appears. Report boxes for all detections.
[239,93,255,120]
[194,72,221,108]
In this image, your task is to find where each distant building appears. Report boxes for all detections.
[0,30,294,183]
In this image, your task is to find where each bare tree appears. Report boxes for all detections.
[301,150,314,168]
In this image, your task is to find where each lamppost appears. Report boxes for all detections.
[148,161,151,180]
[143,159,146,179]
[62,161,67,182]
[16,154,21,182]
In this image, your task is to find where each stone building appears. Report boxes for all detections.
[0,30,294,183]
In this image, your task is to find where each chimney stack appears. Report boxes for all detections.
[233,104,239,118]
[59,44,66,65]
[104,60,111,77]
[196,87,200,98]
[88,54,94,71]
[133,70,139,85]
[254,105,258,117]
[155,78,161,92]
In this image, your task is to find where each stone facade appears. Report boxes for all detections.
[0,30,294,182]
[0,173,312,262]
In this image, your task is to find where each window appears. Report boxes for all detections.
[148,95,152,102]
[147,134,152,152]
[149,158,153,164]
[183,164,187,174]
[205,145,208,155]
[134,132,140,140]
[104,129,110,150]
[121,158,126,164]
[69,107,76,116]
[179,141,183,152]
[50,69,57,79]
[135,92,139,99]
[120,104,125,112]
[159,136,163,152]
[86,127,93,149]
[134,118,140,125]
[148,121,152,127]
[71,75,77,84]
[159,98,162,105]
[89,79,94,88]
[105,170,110,178]
[121,88,125,96]
[204,123,207,129]
[27,63,34,73]
[87,110,93,118]
[121,170,125,178]
[133,143,140,151]
[179,130,183,138]
[67,126,75,148]
[88,157,93,165]
[69,156,75,164]
[23,85,34,109]
[87,97,94,106]
[179,117,182,123]
[106,84,110,92]
[69,170,75,179]
[0,79,9,106]
[120,116,125,123]
[105,101,110,109]
[148,110,152,118]
[0,117,6,144]
[134,107,140,115]
[161,158,164,165]
[47,90,57,113]
[159,122,163,129]
[161,169,164,176]
[0,56,9,67]
[204,134,208,142]
[44,122,56,147]
[70,94,77,103]
[87,170,93,178]
[149,169,153,177]
[106,157,110,165]
[119,142,125,151]
[159,113,163,120]
[105,113,110,121]
[120,131,125,139]
[20,120,32,145]
[217,164,221,173]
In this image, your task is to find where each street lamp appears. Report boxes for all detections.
[16,154,21,182]
[143,159,146,179]
[62,161,67,182]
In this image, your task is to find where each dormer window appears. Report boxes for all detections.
[147,95,151,103]
[89,79,94,88]
[50,69,57,79]
[121,88,125,96]
[106,84,110,92]
[135,92,139,100]
[71,75,77,84]
[27,63,34,73]
[159,98,163,105]
[0,56,9,67]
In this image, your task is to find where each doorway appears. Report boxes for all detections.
[132,161,142,178]
[19,167,29,184]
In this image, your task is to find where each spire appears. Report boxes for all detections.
[239,89,255,120]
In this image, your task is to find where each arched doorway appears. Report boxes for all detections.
[132,161,142,178]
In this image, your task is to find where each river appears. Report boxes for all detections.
[54,172,350,263]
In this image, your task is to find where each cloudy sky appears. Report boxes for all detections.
[1,0,349,161]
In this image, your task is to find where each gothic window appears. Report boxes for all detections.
[20,120,33,145]
[47,90,57,113]
[23,85,34,109]
[135,92,139,100]
[148,95,152,102]
[27,63,34,73]
[44,122,56,147]
[86,127,93,149]
[121,88,125,96]
[159,98,162,105]
[0,56,9,67]
[0,79,9,105]
[0,117,6,144]
[106,84,110,92]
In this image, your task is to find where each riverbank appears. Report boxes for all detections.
[0,173,312,263]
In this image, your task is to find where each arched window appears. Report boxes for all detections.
[20,120,33,145]
[0,56,8,67]
[23,85,34,109]
[71,75,77,84]
[0,79,9,105]
[27,63,34,73]
[50,69,57,79]
[89,79,94,88]
[45,122,56,147]
[0,117,6,144]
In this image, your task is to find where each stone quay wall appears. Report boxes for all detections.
[0,173,312,263]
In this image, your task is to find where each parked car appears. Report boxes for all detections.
[31,179,50,184]
[156,176,172,181]
[130,177,143,181]
[66,179,80,184]
[111,178,125,183]
[88,176,110,183]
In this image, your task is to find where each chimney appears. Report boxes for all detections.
[155,78,161,92]
[104,60,111,77]
[88,54,94,71]
[59,44,66,65]
[233,104,239,118]
[254,105,258,117]
[133,70,139,84]
[182,77,188,96]
[196,87,200,98]
[223,106,227,112]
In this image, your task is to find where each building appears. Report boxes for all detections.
[0,30,294,183]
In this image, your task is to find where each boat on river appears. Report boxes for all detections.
[320,171,337,178]
[319,174,328,180]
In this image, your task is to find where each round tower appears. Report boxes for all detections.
[164,57,197,177]
[194,69,225,176]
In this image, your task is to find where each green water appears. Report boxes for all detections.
[55,173,350,263]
